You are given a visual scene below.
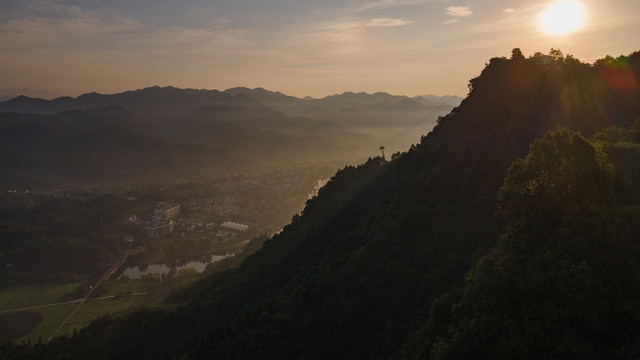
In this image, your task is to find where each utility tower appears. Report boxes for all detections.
[379,146,386,163]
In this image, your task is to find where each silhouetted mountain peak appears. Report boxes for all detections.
[320,91,409,106]
[6,95,45,104]
[76,92,102,102]
[7,95,30,102]
[223,87,301,106]
[52,96,75,102]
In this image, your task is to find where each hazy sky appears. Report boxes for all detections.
[1,0,639,98]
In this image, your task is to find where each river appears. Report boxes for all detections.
[119,254,227,279]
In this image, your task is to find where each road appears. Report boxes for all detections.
[0,292,148,315]
[1,253,133,315]
[82,253,129,301]
[44,251,131,342]
[1,248,154,342]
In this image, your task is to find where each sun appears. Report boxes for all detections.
[541,1,585,35]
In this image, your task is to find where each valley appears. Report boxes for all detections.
[0,165,332,341]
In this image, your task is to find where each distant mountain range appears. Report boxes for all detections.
[0,86,460,118]
[0,88,63,102]
[0,105,247,188]
[0,87,461,188]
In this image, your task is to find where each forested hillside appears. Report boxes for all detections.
[424,127,640,359]
[3,49,639,359]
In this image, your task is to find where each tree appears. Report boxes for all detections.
[498,127,614,237]
[430,128,640,359]
[549,48,564,62]
[510,48,525,61]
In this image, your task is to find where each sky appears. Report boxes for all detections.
[1,0,639,99]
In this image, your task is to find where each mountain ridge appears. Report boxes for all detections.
[0,86,461,118]
[0,87,459,187]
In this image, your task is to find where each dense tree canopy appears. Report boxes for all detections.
[428,128,640,359]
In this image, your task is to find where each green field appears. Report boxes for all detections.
[0,280,152,342]
[0,312,43,340]
[1,276,193,342]
[0,282,83,311]
[19,303,78,342]
[97,278,158,297]
[57,295,148,338]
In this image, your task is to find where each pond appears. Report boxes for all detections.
[119,254,227,279]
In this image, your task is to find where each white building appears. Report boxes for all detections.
[221,221,249,232]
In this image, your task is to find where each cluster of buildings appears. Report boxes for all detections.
[129,202,181,239]
[174,219,249,244]
[145,203,181,239]
[129,202,250,242]
[186,195,240,218]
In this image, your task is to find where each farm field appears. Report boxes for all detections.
[0,279,156,342]
[57,295,149,338]
[15,303,77,342]
[0,282,84,311]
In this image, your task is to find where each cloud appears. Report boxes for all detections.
[504,8,515,13]
[353,0,435,12]
[0,1,141,41]
[321,17,411,32]
[274,16,417,70]
[0,13,141,51]
[442,19,459,25]
[446,6,472,17]
[365,18,412,27]
[0,0,249,59]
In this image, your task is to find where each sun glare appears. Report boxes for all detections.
[541,1,585,35]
